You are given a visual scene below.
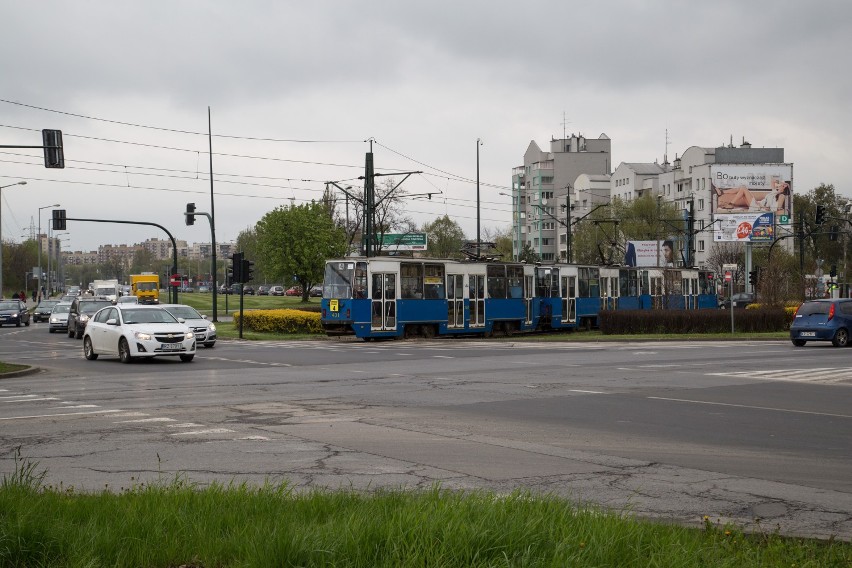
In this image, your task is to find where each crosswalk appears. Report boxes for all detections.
[708,368,852,385]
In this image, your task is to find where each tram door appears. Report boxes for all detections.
[561,275,576,324]
[525,274,534,325]
[371,273,397,331]
[469,274,485,328]
[447,273,464,329]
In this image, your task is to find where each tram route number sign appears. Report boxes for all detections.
[330,299,339,312]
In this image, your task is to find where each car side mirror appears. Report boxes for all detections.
[201,315,208,320]
[177,318,186,323]
[106,318,118,326]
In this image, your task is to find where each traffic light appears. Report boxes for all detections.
[830,265,837,278]
[52,209,66,230]
[42,129,65,169]
[185,202,196,226]
[226,267,233,286]
[231,252,244,283]
[815,204,826,225]
[241,259,255,282]
[748,269,758,286]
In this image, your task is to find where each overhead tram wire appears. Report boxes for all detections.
[0,99,363,143]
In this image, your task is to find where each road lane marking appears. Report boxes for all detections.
[0,409,124,421]
[170,428,234,436]
[648,396,852,419]
[569,389,605,394]
[115,417,176,423]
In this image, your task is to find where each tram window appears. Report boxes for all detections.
[371,274,383,300]
[400,263,423,299]
[535,268,551,297]
[487,265,507,299]
[578,267,600,298]
[507,266,524,299]
[424,263,445,299]
[355,263,367,298]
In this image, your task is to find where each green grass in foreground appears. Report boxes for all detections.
[1,454,850,567]
[0,361,27,373]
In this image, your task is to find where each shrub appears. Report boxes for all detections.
[233,309,322,334]
[599,308,789,334]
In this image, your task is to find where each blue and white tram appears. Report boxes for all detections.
[320,257,717,339]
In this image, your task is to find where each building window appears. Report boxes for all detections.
[698,240,705,252]
[542,253,555,261]
[698,199,704,211]
[542,238,552,246]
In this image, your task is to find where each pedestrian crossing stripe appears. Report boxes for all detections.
[708,368,852,385]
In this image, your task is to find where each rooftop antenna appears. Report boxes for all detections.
[561,111,571,140]
[664,128,670,164]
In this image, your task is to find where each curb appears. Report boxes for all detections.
[0,366,41,380]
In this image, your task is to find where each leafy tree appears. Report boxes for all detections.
[234,226,267,284]
[129,248,156,275]
[256,201,347,302]
[1,239,37,296]
[424,215,465,258]
[330,178,416,254]
[484,226,514,261]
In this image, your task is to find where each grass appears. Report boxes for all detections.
[1,452,849,567]
[173,291,319,316]
[0,361,28,374]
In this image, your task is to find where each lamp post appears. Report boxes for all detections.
[0,181,27,298]
[51,232,69,296]
[38,202,60,298]
[55,235,70,294]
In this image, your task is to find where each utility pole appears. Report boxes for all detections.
[476,138,482,259]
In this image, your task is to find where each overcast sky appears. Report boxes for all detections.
[2,1,850,253]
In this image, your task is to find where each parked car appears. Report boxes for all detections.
[719,292,755,310]
[82,305,196,363]
[257,285,269,296]
[269,285,285,296]
[160,304,216,348]
[67,297,114,339]
[243,285,255,295]
[33,299,60,323]
[197,285,209,293]
[48,303,72,333]
[285,286,302,297]
[790,298,852,347]
[0,299,30,327]
[309,285,323,297]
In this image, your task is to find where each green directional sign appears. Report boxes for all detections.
[778,214,790,225]
[379,233,427,250]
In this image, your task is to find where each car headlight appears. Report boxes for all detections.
[79,315,89,322]
[134,331,153,341]
[208,323,216,333]
[50,317,59,323]
[185,331,194,340]
[10,314,18,319]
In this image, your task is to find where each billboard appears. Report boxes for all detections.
[378,233,428,251]
[711,164,792,224]
[624,240,675,267]
[714,213,775,243]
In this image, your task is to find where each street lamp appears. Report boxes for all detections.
[51,232,69,296]
[38,202,60,298]
[0,181,27,297]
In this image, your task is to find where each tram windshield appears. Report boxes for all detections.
[323,261,367,299]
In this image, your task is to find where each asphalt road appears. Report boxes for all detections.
[1,321,851,541]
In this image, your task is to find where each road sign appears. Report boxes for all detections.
[723,263,738,272]
[779,214,790,225]
[724,271,732,282]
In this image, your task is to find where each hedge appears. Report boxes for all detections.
[232,309,323,334]
[599,308,790,334]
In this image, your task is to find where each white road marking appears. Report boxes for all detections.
[648,396,852,419]
[170,428,234,436]
[115,417,176,423]
[0,409,124,421]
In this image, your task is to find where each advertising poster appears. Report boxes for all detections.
[714,213,775,243]
[711,164,793,223]
[624,240,675,267]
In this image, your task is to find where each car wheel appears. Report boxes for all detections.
[25,320,30,327]
[49,328,55,334]
[791,339,806,347]
[832,328,849,347]
[118,338,133,364]
[68,326,75,338]
[16,321,21,327]
[74,328,83,339]
[83,337,98,360]
[180,354,194,362]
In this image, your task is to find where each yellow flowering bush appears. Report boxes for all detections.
[232,309,323,334]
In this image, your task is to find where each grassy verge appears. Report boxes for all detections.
[0,361,28,374]
[1,454,849,567]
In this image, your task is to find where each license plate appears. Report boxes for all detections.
[160,343,182,351]
[800,331,816,337]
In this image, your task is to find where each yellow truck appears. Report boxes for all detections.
[130,273,160,304]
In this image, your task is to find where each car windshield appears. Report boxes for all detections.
[122,308,179,324]
[0,301,20,310]
[165,306,202,319]
[798,302,831,316]
[80,301,113,314]
[52,304,71,314]
[38,300,59,308]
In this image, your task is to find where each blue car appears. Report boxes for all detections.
[790,299,852,347]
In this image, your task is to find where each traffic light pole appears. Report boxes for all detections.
[185,209,218,321]
[61,216,179,304]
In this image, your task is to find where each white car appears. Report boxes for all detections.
[160,304,217,348]
[48,302,72,333]
[83,305,196,363]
